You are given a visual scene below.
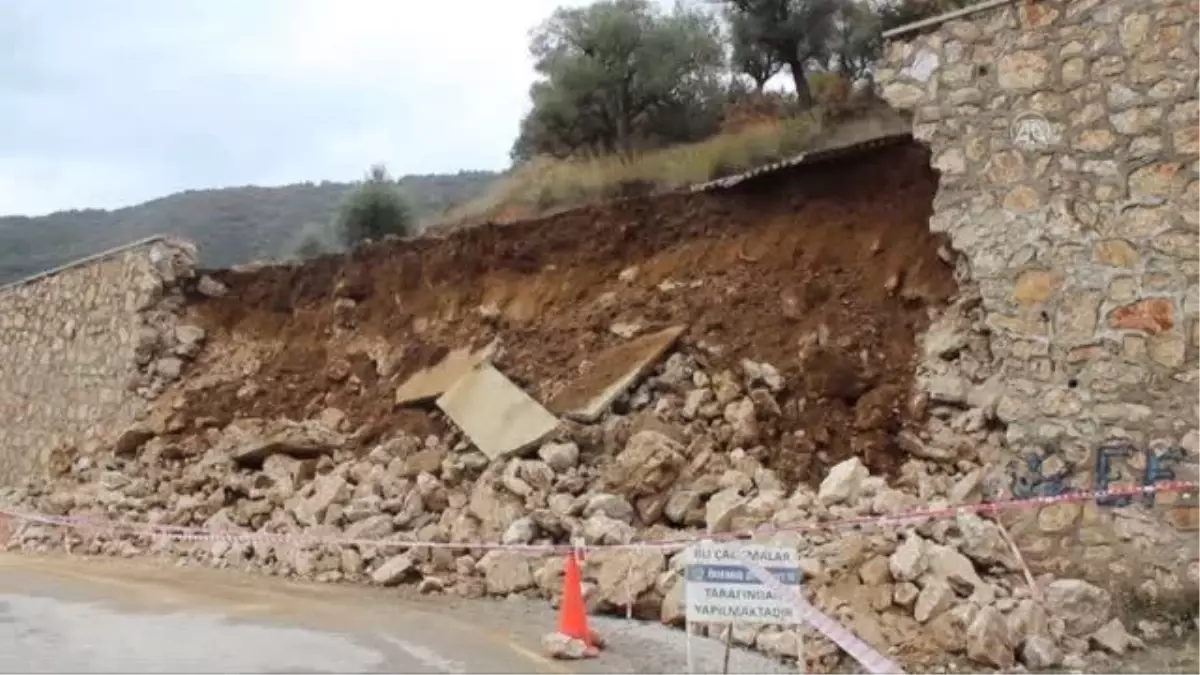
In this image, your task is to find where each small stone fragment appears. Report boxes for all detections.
[967,607,1014,669]
[541,632,595,659]
[538,442,579,472]
[890,535,928,582]
[196,275,228,297]
[371,554,417,586]
[914,579,954,623]
[818,457,868,505]
[1090,618,1141,655]
[1020,635,1062,669]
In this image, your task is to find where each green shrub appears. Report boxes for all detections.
[336,164,415,247]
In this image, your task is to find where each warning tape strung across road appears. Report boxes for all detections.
[1,480,1194,554]
[3,480,1193,675]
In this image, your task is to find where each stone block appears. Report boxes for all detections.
[1110,107,1163,135]
[1107,298,1176,334]
[1129,162,1182,198]
[1012,269,1060,305]
[997,51,1050,90]
[437,362,559,461]
[1093,239,1140,268]
[1172,126,1198,156]
[1054,291,1102,343]
[1147,332,1186,367]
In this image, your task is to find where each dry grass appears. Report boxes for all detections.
[439,112,827,227]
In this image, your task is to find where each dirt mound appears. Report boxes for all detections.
[180,140,957,486]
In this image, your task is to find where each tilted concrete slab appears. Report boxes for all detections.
[436,362,560,461]
[549,325,686,422]
[394,340,498,406]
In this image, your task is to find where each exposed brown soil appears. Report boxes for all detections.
[179,139,957,487]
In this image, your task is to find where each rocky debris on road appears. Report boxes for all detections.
[0,281,1161,667]
[0,338,1173,674]
[5,140,1196,673]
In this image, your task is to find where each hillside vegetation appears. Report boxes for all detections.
[0,0,962,283]
[445,0,960,223]
[0,171,496,284]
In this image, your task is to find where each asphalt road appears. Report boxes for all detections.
[0,553,789,674]
[0,553,580,674]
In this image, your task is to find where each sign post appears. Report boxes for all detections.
[684,541,802,673]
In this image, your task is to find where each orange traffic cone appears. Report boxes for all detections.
[557,552,599,654]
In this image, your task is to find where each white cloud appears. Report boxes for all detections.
[0,0,595,216]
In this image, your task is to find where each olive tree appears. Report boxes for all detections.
[727,7,784,92]
[722,0,841,107]
[335,164,415,247]
[512,0,727,160]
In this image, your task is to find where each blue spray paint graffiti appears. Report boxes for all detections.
[1009,441,1186,508]
[1009,447,1075,500]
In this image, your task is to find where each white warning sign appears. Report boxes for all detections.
[684,542,800,624]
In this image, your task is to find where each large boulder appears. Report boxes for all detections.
[587,548,666,618]
[227,419,344,468]
[467,468,526,538]
[1045,579,1113,637]
[602,431,685,500]
[478,551,535,595]
[292,474,350,526]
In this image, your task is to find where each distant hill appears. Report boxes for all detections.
[0,171,499,285]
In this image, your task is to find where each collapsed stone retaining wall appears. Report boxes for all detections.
[878,0,1199,591]
[0,237,200,485]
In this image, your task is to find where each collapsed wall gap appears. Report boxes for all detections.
[177,138,963,489]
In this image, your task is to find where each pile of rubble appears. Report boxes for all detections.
[0,338,1166,673]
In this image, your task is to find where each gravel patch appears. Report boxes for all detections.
[588,616,793,674]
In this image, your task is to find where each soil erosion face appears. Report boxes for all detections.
[183,141,958,486]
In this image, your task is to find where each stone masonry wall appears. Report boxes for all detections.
[877,0,1199,597]
[0,238,199,486]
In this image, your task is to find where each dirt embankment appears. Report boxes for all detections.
[180,140,957,486]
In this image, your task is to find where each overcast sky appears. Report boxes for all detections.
[1,0,609,216]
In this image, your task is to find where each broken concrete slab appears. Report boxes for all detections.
[436,362,560,461]
[549,325,686,422]
[394,340,498,406]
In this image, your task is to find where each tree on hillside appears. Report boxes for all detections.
[335,164,415,247]
[829,1,883,82]
[722,0,841,108]
[512,0,727,161]
[728,8,784,91]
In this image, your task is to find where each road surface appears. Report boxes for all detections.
[0,553,575,673]
[0,553,788,674]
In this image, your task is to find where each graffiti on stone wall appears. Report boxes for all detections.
[1008,441,1188,508]
[1008,448,1074,500]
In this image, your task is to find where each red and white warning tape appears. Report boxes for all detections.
[2,480,1194,553]
[2,480,1193,674]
